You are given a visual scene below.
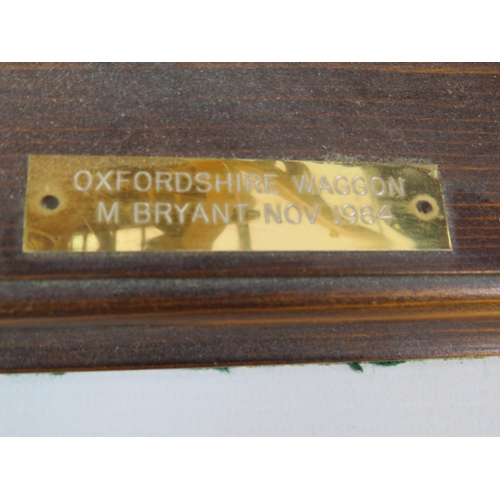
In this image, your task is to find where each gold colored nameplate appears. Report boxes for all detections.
[23,155,451,252]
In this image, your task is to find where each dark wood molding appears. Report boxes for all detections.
[2,274,500,372]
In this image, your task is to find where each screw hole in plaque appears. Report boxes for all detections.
[41,195,59,210]
[410,195,440,222]
[416,200,433,214]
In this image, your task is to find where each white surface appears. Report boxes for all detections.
[1,357,499,436]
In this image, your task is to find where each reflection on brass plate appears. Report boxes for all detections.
[23,155,451,252]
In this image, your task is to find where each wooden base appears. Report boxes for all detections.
[1,275,500,372]
[1,63,500,371]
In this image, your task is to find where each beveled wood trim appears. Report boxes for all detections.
[1,274,500,372]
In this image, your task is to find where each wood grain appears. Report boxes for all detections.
[1,62,499,371]
[1,62,499,279]
[2,275,500,372]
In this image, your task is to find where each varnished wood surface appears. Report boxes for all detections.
[2,275,500,372]
[1,63,500,371]
[1,62,499,280]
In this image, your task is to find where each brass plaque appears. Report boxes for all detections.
[23,155,451,252]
